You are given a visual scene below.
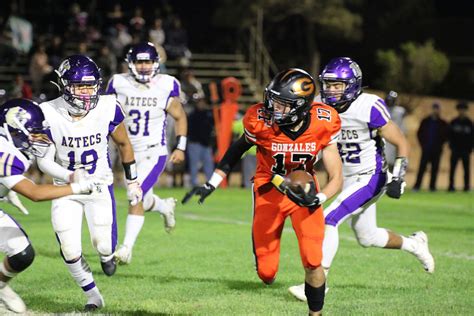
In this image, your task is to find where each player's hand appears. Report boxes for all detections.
[69,168,89,183]
[71,177,101,195]
[169,149,185,164]
[6,191,29,215]
[286,183,321,208]
[182,183,215,204]
[386,178,406,199]
[126,180,143,206]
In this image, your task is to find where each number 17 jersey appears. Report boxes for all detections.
[243,102,341,189]
[106,73,181,154]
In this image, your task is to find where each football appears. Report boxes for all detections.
[285,170,314,193]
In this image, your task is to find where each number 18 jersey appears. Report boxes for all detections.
[106,73,180,154]
[243,102,341,189]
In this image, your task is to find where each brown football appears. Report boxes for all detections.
[285,170,314,193]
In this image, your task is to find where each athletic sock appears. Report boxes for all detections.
[123,214,145,248]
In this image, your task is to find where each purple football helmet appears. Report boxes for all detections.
[319,57,362,112]
[56,55,102,116]
[0,98,51,157]
[126,42,160,83]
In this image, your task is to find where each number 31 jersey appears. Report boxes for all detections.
[106,73,180,154]
[321,93,391,177]
[243,102,341,189]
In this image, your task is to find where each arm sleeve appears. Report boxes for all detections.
[36,146,72,182]
[216,134,254,174]
[108,103,125,134]
[1,175,26,189]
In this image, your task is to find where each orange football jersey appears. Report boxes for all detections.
[243,102,341,189]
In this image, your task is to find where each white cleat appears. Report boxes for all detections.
[114,244,132,265]
[84,293,105,312]
[0,284,26,313]
[160,198,176,233]
[409,231,435,273]
[6,191,29,215]
[288,283,330,302]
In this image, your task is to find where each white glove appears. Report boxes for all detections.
[69,169,89,183]
[6,191,29,215]
[126,180,143,206]
[70,171,105,195]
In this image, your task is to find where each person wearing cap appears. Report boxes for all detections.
[448,101,472,192]
[384,91,407,170]
[413,102,448,191]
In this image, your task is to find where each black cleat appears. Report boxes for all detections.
[100,258,116,276]
[84,304,100,312]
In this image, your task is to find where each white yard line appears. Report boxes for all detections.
[181,213,474,261]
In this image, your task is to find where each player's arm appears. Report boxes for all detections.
[379,120,409,198]
[320,142,343,201]
[36,145,73,182]
[182,134,253,204]
[166,97,188,164]
[110,122,142,205]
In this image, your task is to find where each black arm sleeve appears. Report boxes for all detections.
[216,134,254,174]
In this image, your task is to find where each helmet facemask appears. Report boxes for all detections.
[128,59,160,83]
[61,78,101,116]
[265,90,310,127]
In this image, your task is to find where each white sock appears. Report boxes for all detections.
[151,195,166,214]
[401,236,418,253]
[123,214,145,248]
[321,225,339,269]
[100,254,114,262]
[65,256,95,291]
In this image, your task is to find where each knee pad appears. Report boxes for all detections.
[60,243,81,262]
[356,228,389,248]
[96,241,112,257]
[8,244,35,272]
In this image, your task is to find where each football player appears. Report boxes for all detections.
[106,42,187,264]
[183,69,343,315]
[36,55,142,311]
[288,57,435,301]
[0,98,98,313]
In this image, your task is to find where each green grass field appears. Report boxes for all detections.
[1,188,473,315]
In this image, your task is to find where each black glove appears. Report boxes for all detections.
[386,178,405,199]
[182,183,216,204]
[286,182,320,208]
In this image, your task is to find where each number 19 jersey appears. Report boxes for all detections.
[243,102,341,189]
[106,73,180,154]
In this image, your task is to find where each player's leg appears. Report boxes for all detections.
[349,202,435,273]
[85,185,117,276]
[0,211,34,313]
[290,203,326,315]
[140,154,176,232]
[52,198,104,310]
[252,185,286,284]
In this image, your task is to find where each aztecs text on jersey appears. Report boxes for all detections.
[243,102,341,189]
[106,73,180,154]
[40,96,124,184]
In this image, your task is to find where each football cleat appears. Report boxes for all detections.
[114,244,132,265]
[7,191,29,215]
[0,284,26,313]
[409,231,435,273]
[160,198,176,233]
[84,293,104,312]
[100,258,117,276]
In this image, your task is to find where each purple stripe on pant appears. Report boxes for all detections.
[325,173,387,226]
[141,155,167,195]
[107,185,117,252]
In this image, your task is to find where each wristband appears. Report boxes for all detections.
[392,157,408,179]
[176,135,187,151]
[316,193,327,204]
[123,160,138,181]
[208,172,224,188]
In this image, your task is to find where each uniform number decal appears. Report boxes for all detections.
[316,108,331,121]
[67,149,99,174]
[128,110,150,136]
[337,142,361,164]
[271,153,314,175]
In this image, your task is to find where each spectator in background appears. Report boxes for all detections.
[149,18,165,47]
[413,102,448,191]
[187,93,215,187]
[67,3,88,40]
[9,74,32,99]
[96,45,117,83]
[29,44,53,96]
[165,17,191,67]
[129,7,146,38]
[232,112,256,188]
[108,23,131,58]
[384,91,407,170]
[105,3,124,34]
[448,101,472,192]
[180,69,204,112]
[47,35,65,69]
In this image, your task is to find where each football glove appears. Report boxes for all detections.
[386,157,408,199]
[6,191,29,215]
[182,183,215,204]
[69,168,89,183]
[271,174,321,209]
[71,177,100,194]
[126,180,143,206]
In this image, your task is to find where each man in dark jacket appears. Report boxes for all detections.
[448,102,472,192]
[413,103,448,191]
